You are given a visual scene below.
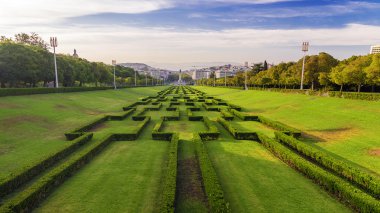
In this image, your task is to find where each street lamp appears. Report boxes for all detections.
[244,69,248,90]
[224,69,227,87]
[145,72,148,87]
[134,69,137,87]
[112,60,117,89]
[50,37,58,88]
[300,41,309,90]
[213,71,216,87]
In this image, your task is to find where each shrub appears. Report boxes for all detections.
[152,118,175,140]
[257,133,380,212]
[227,103,242,111]
[217,117,258,140]
[107,109,135,120]
[193,133,229,212]
[0,133,93,199]
[259,116,301,138]
[132,108,148,121]
[275,132,380,198]
[159,133,179,213]
[198,117,220,140]
[0,87,113,97]
[65,117,108,140]
[123,102,139,111]
[229,109,258,121]
[220,110,234,120]
[202,103,220,111]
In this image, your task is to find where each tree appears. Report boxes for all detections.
[365,54,380,91]
[263,60,268,71]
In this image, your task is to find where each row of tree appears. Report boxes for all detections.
[197,52,380,92]
[0,33,165,88]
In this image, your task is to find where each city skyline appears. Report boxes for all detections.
[1,0,380,70]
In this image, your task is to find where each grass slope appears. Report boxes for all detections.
[195,86,380,175]
[0,86,167,181]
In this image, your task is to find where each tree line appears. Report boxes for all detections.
[0,33,163,88]
[198,52,380,92]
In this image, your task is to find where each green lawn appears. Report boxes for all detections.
[194,86,380,175]
[206,139,349,213]
[0,86,167,181]
[35,140,168,213]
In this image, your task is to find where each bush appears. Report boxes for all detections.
[227,103,242,111]
[257,133,380,212]
[65,117,108,140]
[193,133,229,212]
[152,118,175,140]
[0,133,113,213]
[220,110,234,120]
[146,103,163,111]
[123,102,139,111]
[198,117,220,140]
[217,117,258,140]
[132,108,148,121]
[0,133,93,199]
[159,134,179,213]
[107,109,135,120]
[0,87,113,97]
[259,116,301,138]
[275,132,380,198]
[202,103,220,111]
[229,109,258,121]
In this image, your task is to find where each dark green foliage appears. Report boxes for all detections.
[132,108,148,121]
[187,108,203,121]
[122,102,139,111]
[65,117,108,140]
[329,91,380,101]
[0,133,93,199]
[107,109,135,120]
[202,103,220,111]
[229,109,258,121]
[220,110,234,120]
[0,87,113,97]
[259,116,301,138]
[160,133,179,213]
[198,117,220,140]
[257,133,380,213]
[193,133,229,212]
[217,117,258,140]
[275,132,380,198]
[151,118,175,140]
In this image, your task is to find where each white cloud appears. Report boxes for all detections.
[0,0,172,25]
[1,23,378,67]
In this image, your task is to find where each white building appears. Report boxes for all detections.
[215,70,235,78]
[192,70,209,80]
[370,45,380,54]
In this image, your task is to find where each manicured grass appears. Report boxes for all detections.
[162,121,207,139]
[0,86,168,181]
[35,139,168,213]
[206,140,350,212]
[194,86,380,175]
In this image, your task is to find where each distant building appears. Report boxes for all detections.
[370,45,380,54]
[192,70,209,80]
[215,70,235,78]
[244,61,249,67]
[73,49,78,58]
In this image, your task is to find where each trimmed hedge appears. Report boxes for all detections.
[229,109,258,121]
[275,132,380,198]
[259,116,301,138]
[202,103,220,111]
[107,109,135,120]
[193,133,229,212]
[217,117,258,140]
[146,103,163,111]
[152,118,175,140]
[220,110,234,121]
[187,108,203,121]
[132,108,148,121]
[160,133,179,213]
[0,133,93,199]
[122,102,139,111]
[0,87,113,97]
[227,103,242,111]
[198,117,220,141]
[257,133,380,212]
[0,133,114,213]
[65,117,107,140]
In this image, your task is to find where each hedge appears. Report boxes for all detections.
[0,87,114,97]
[132,108,148,121]
[229,109,258,121]
[146,103,163,111]
[257,133,380,212]
[65,116,108,140]
[163,108,180,121]
[0,133,115,213]
[275,132,380,198]
[217,117,258,140]
[198,117,220,140]
[160,133,179,213]
[152,118,175,140]
[0,133,93,199]
[258,116,301,138]
[193,133,229,212]
[220,110,234,121]
[202,103,220,111]
[122,102,139,111]
[107,109,135,121]
[227,103,242,111]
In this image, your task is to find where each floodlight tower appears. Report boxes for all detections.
[50,37,58,88]
[300,41,309,90]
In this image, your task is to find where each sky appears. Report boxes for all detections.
[1,0,380,70]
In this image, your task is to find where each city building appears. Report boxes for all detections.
[215,70,235,78]
[370,45,380,54]
[191,70,209,80]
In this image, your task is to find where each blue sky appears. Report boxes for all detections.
[1,0,380,69]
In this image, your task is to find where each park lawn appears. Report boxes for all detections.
[0,86,168,181]
[35,126,169,213]
[194,86,380,175]
[206,139,350,213]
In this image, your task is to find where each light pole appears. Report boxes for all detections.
[134,69,137,87]
[213,71,216,87]
[112,60,117,89]
[224,70,227,87]
[244,68,248,90]
[145,72,148,86]
[301,41,309,90]
[50,37,58,88]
